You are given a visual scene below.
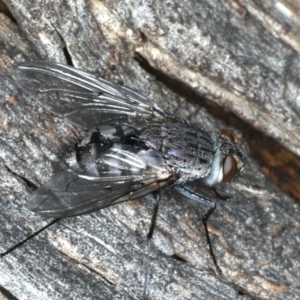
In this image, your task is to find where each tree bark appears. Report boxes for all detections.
[0,0,300,299]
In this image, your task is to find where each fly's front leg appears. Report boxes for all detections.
[213,187,229,201]
[174,185,220,272]
[143,191,161,299]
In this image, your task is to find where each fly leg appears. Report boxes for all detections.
[213,187,228,201]
[0,218,61,258]
[174,185,220,272]
[143,191,161,300]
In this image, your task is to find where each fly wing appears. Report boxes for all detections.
[12,61,176,135]
[28,146,175,218]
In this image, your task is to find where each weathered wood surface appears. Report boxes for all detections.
[0,0,300,299]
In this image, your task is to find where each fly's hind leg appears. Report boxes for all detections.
[0,218,61,258]
[143,191,161,300]
[174,185,221,272]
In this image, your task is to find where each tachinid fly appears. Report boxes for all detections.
[12,60,247,296]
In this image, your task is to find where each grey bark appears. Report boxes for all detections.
[0,0,300,299]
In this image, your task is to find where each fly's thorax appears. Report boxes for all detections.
[139,123,215,180]
[203,131,247,186]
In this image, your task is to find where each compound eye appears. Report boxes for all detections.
[221,129,235,143]
[222,154,237,182]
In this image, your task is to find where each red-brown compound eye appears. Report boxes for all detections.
[221,129,235,143]
[222,154,238,182]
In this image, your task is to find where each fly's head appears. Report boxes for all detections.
[204,130,247,186]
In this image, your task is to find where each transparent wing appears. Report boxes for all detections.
[28,146,175,218]
[12,61,176,133]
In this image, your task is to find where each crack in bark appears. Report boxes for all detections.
[5,165,38,190]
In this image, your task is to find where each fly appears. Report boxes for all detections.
[11,61,247,298]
